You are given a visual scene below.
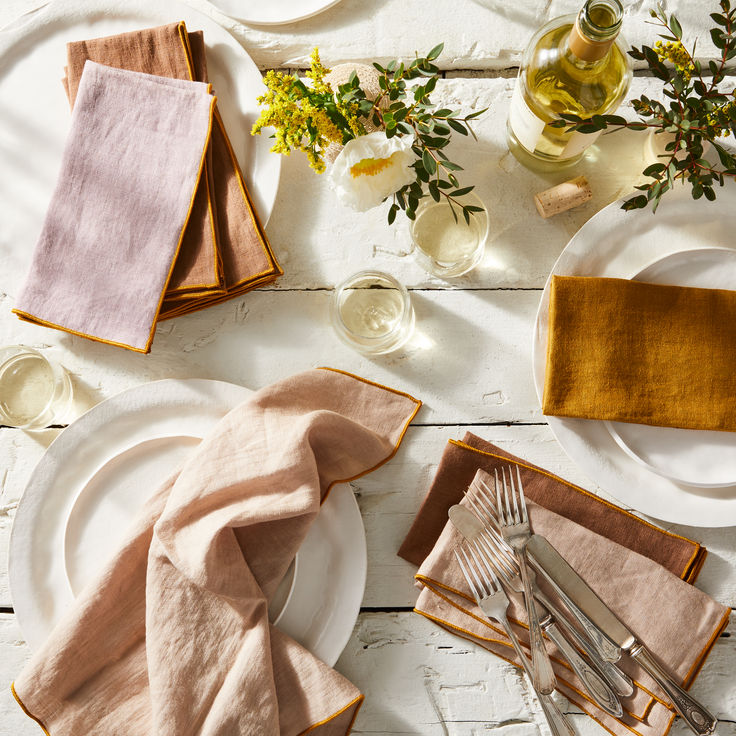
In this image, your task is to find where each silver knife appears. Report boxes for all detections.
[527,534,717,736]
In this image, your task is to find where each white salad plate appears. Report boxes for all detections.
[0,0,280,300]
[605,247,736,489]
[533,184,736,527]
[9,379,367,667]
[208,0,342,26]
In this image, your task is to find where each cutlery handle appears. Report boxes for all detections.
[500,618,574,736]
[536,590,634,698]
[631,645,716,735]
[539,694,575,736]
[517,547,557,694]
[529,553,621,662]
[543,621,622,718]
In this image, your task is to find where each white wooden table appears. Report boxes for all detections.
[0,1,734,734]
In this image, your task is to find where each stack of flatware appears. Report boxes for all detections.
[450,466,717,736]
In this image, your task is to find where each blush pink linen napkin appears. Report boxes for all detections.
[12,368,421,736]
[13,60,215,353]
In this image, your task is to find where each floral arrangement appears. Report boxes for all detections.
[252,46,486,225]
[553,0,736,212]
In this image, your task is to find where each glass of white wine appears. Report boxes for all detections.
[330,271,415,355]
[0,346,73,430]
[410,193,489,278]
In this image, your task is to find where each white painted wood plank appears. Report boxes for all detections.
[1,612,732,736]
[3,425,735,610]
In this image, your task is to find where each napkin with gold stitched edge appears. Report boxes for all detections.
[414,487,729,736]
[398,436,728,733]
[543,274,736,431]
[64,22,282,311]
[13,61,215,353]
[12,368,421,736]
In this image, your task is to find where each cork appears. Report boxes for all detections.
[568,19,614,62]
[534,176,592,218]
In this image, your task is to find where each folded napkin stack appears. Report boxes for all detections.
[399,433,730,736]
[543,275,736,431]
[14,22,281,352]
[12,368,421,736]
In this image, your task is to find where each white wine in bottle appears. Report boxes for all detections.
[507,0,632,169]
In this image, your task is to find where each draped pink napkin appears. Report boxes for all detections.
[12,368,421,735]
[13,61,215,352]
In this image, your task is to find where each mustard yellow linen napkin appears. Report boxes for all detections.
[543,275,736,430]
[12,368,421,736]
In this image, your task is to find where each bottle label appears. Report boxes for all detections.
[561,129,603,157]
[509,83,545,153]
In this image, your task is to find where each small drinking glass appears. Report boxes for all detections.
[0,346,73,429]
[330,271,415,355]
[410,192,489,278]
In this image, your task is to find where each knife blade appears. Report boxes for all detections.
[527,534,717,736]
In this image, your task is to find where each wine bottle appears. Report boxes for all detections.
[507,0,632,169]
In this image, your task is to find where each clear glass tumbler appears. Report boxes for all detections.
[330,271,415,355]
[410,192,489,278]
[0,346,73,429]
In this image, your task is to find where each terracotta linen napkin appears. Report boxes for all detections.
[12,368,422,736]
[64,22,282,312]
[543,274,736,431]
[399,436,729,735]
[414,489,730,736]
[13,61,215,353]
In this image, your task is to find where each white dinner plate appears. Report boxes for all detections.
[605,247,736,488]
[0,0,280,301]
[9,379,367,666]
[208,0,342,26]
[533,184,736,527]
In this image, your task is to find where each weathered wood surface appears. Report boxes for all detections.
[0,1,734,735]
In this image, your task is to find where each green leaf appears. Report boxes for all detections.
[711,12,728,25]
[422,149,437,174]
[621,195,648,211]
[711,28,727,49]
[440,160,463,171]
[463,207,471,225]
[388,203,399,225]
[465,108,488,120]
[429,180,440,202]
[451,186,475,197]
[427,42,444,60]
[447,119,469,135]
[669,14,682,39]
[642,163,667,177]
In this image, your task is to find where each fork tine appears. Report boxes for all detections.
[516,464,529,523]
[477,534,517,581]
[455,548,483,600]
[508,465,521,524]
[470,539,500,587]
[501,467,514,524]
[494,468,504,523]
[466,543,495,595]
[468,484,501,530]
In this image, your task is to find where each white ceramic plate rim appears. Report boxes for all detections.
[532,185,736,527]
[604,246,736,488]
[0,0,280,223]
[206,0,342,26]
[10,378,367,666]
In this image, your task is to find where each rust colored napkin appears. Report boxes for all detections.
[399,435,728,736]
[14,62,215,353]
[543,274,736,431]
[64,22,282,312]
[12,368,421,736]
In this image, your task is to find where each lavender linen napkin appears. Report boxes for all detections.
[13,61,215,352]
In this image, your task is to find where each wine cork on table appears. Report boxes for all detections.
[534,175,592,218]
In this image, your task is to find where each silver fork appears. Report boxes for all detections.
[468,476,634,698]
[455,544,574,736]
[484,465,556,694]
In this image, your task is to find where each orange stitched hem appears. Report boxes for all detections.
[449,440,703,580]
[416,576,667,718]
[413,609,656,736]
[683,607,731,687]
[11,683,50,736]
[297,693,364,735]
[317,368,422,505]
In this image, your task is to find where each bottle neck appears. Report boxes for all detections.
[566,0,623,63]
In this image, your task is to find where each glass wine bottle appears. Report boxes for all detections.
[507,0,632,169]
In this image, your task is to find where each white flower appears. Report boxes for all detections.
[329,132,417,212]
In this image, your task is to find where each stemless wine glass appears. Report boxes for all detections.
[410,192,489,278]
[330,271,415,355]
[0,346,73,429]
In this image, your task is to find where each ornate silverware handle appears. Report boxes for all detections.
[529,555,621,662]
[543,620,622,718]
[630,644,717,735]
